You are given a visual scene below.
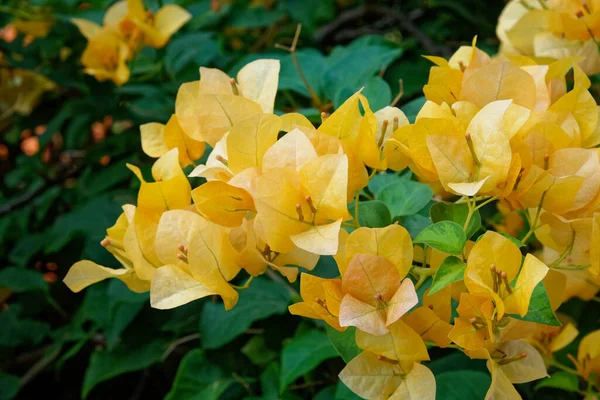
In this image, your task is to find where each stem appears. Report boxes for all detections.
[275,24,322,108]
[231,275,254,290]
[160,333,201,361]
[522,190,547,242]
[353,191,361,228]
[546,358,580,376]
[463,196,476,232]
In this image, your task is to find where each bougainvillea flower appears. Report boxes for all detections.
[355,319,429,362]
[126,149,191,276]
[531,319,578,357]
[191,180,255,228]
[288,273,345,331]
[175,60,279,145]
[404,306,453,348]
[464,231,549,319]
[230,219,319,282]
[72,19,131,86]
[152,209,240,310]
[427,100,530,196]
[497,0,600,75]
[140,114,206,166]
[64,205,152,293]
[104,0,191,49]
[334,224,413,278]
[339,352,436,400]
[254,130,349,255]
[575,329,600,379]
[486,340,548,399]
[358,105,410,170]
[338,254,418,335]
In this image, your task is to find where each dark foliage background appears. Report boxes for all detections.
[2,1,587,399]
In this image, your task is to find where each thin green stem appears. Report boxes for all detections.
[353,191,361,228]
[546,358,580,376]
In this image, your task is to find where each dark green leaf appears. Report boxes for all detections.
[0,267,47,293]
[0,373,20,400]
[414,221,466,255]
[368,173,402,196]
[379,179,433,217]
[435,370,491,399]
[0,304,50,347]
[429,256,466,295]
[348,200,391,228]
[430,202,481,239]
[535,371,580,392]
[401,214,433,240]
[280,329,338,391]
[165,349,237,400]
[325,325,361,363]
[199,278,291,349]
[82,339,168,398]
[499,233,526,248]
[242,336,277,366]
[510,282,561,326]
[361,76,392,112]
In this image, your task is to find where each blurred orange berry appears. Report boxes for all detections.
[43,272,57,283]
[103,115,114,130]
[42,147,52,163]
[20,129,32,139]
[22,34,34,46]
[0,144,8,160]
[0,25,17,43]
[35,125,46,135]
[46,262,58,271]
[78,2,92,9]
[99,155,111,166]
[92,122,106,142]
[21,137,40,156]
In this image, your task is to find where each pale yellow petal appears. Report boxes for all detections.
[150,265,216,309]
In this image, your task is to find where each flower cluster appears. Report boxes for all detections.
[72,0,190,85]
[497,0,600,75]
[63,34,600,400]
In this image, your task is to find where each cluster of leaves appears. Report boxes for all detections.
[3,0,600,400]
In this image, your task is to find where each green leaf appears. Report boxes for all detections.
[435,370,491,399]
[430,202,481,239]
[414,221,466,255]
[0,373,20,400]
[401,214,433,240]
[401,96,426,123]
[324,39,403,106]
[0,304,50,347]
[0,267,47,293]
[82,339,168,398]
[334,381,362,400]
[348,200,391,228]
[429,256,467,295]
[510,282,561,326]
[325,325,361,363]
[428,351,488,375]
[165,32,219,78]
[361,76,392,111]
[280,329,338,392]
[535,371,580,392]
[279,48,326,99]
[378,179,433,217]
[199,278,291,349]
[242,336,277,366]
[368,173,402,196]
[499,233,526,248]
[165,349,237,400]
